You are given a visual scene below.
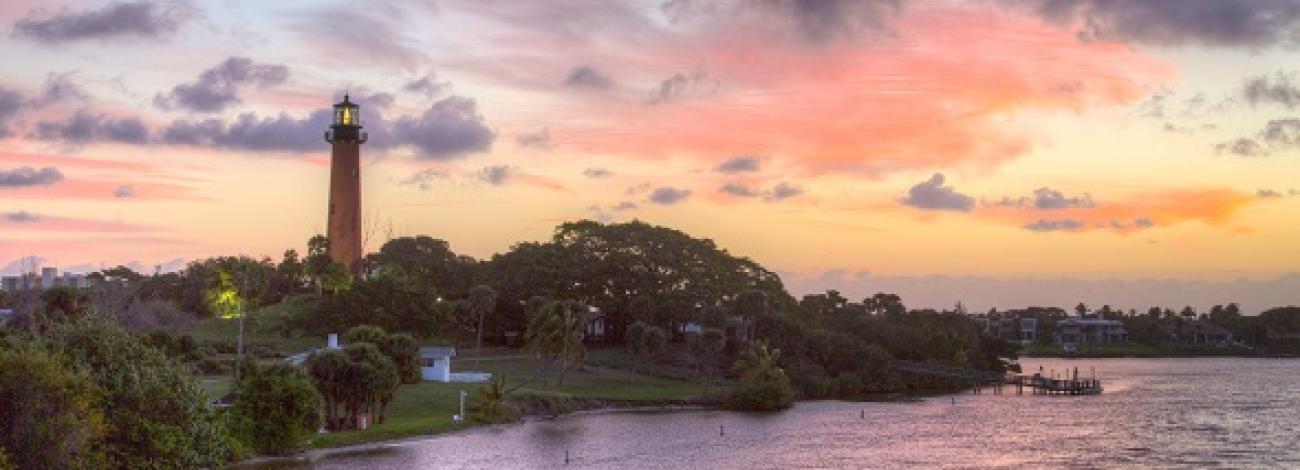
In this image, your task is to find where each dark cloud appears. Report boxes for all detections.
[160,95,494,157]
[1244,72,1300,108]
[159,110,328,152]
[1023,219,1084,232]
[154,57,289,113]
[515,128,552,150]
[900,173,973,212]
[714,155,761,174]
[583,167,612,178]
[112,185,134,198]
[478,165,512,185]
[1214,118,1300,158]
[4,211,40,223]
[765,182,804,202]
[398,169,447,191]
[720,181,804,202]
[612,201,638,211]
[1030,187,1095,210]
[719,183,759,197]
[12,1,192,43]
[648,69,718,104]
[564,65,615,89]
[647,186,691,205]
[0,87,23,138]
[403,76,448,97]
[32,72,88,106]
[1260,118,1300,147]
[32,110,148,144]
[741,0,903,44]
[390,96,496,160]
[0,166,64,187]
[1134,217,1155,228]
[1213,138,1268,157]
[1014,0,1300,48]
[1258,188,1284,199]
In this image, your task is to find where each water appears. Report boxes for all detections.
[250,358,1300,469]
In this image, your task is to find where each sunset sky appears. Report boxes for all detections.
[2,0,1299,310]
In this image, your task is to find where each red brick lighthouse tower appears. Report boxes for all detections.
[324,94,366,276]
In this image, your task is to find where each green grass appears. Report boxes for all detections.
[196,374,234,401]
[303,353,707,449]
[185,313,324,356]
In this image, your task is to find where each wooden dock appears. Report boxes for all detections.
[891,360,1103,396]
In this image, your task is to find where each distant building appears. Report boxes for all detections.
[1165,320,1234,345]
[973,314,1038,346]
[1053,316,1128,344]
[420,347,456,382]
[0,266,92,292]
[0,308,13,325]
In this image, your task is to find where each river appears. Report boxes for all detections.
[246,358,1300,469]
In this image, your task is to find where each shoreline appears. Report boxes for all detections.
[229,402,716,468]
[229,393,928,468]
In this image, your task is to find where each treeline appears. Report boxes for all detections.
[988,303,1300,349]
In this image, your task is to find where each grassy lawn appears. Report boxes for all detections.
[304,353,707,449]
[185,314,324,357]
[196,374,234,401]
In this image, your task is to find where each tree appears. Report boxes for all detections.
[344,324,387,346]
[368,236,479,299]
[343,343,400,425]
[690,328,727,396]
[642,325,668,357]
[471,375,520,424]
[40,286,91,324]
[727,341,794,411]
[231,363,322,454]
[206,268,250,380]
[525,299,587,385]
[306,349,349,429]
[0,344,107,469]
[381,333,421,384]
[305,235,353,294]
[45,317,232,468]
[467,285,498,358]
[1075,303,1089,317]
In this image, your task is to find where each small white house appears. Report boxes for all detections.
[420,347,456,382]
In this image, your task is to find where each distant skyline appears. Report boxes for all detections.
[2,0,1299,309]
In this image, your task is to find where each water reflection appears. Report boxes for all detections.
[237,358,1300,469]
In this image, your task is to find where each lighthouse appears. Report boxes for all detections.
[324,94,366,276]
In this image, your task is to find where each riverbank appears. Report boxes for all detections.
[1022,343,1300,358]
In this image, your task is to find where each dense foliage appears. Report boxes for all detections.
[231,363,323,454]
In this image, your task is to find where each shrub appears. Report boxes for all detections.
[471,376,521,424]
[726,380,794,412]
[46,317,233,468]
[231,363,323,455]
[344,325,386,346]
[195,358,229,375]
[0,345,107,469]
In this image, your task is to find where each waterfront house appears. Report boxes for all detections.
[973,314,1038,346]
[420,347,456,382]
[1053,316,1128,344]
[0,308,12,325]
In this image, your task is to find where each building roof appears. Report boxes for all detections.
[419,347,456,358]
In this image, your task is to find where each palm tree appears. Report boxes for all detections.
[467,285,498,363]
[732,340,786,384]
[525,299,587,386]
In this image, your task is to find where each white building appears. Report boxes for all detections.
[0,266,92,292]
[420,347,456,382]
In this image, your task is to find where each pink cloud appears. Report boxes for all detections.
[526,2,1172,176]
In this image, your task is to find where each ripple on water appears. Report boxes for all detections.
[241,358,1300,469]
